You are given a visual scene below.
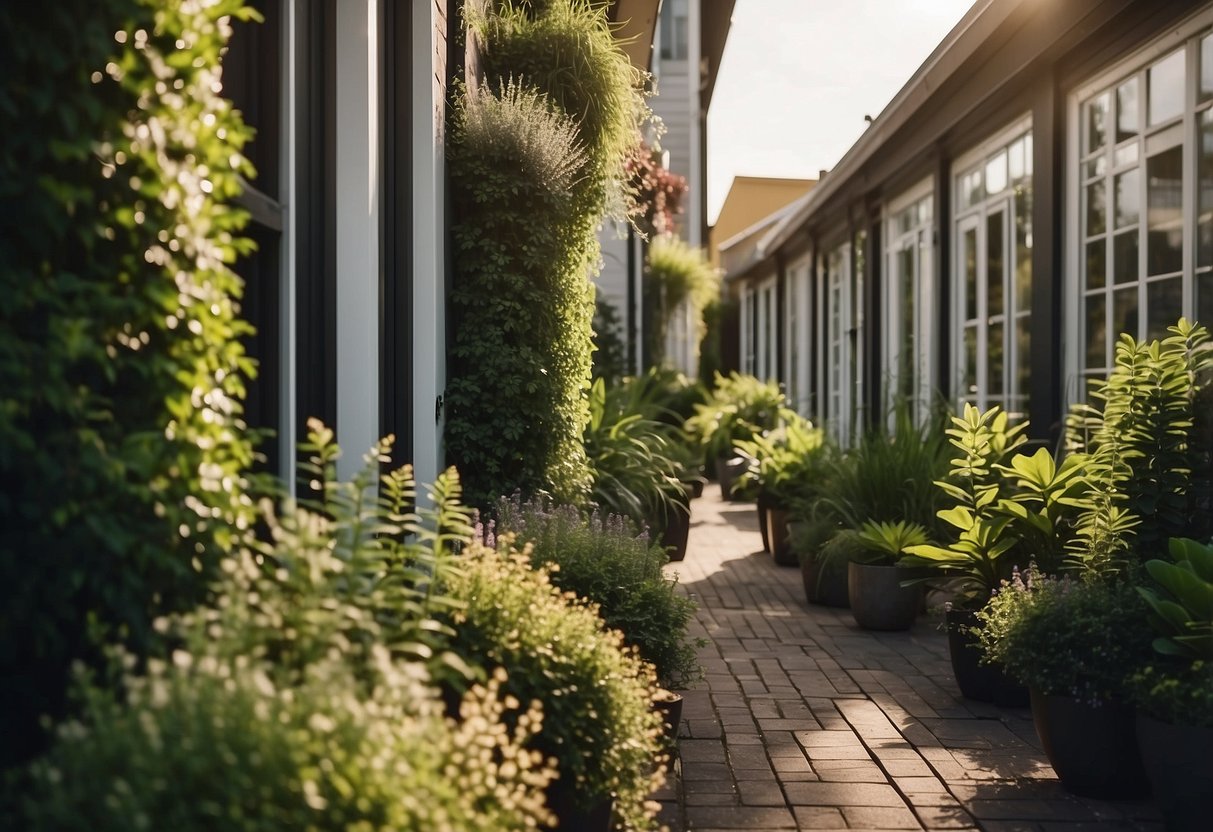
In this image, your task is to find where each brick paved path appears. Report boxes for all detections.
[658,488,1162,832]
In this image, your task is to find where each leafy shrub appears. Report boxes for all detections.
[445,80,595,508]
[1127,661,1213,728]
[1137,537,1213,659]
[0,0,257,765]
[18,660,554,832]
[14,426,556,830]
[901,405,1090,606]
[976,568,1153,703]
[1067,318,1213,555]
[592,298,630,385]
[734,413,829,508]
[686,372,789,462]
[495,496,702,689]
[854,520,930,566]
[444,540,666,831]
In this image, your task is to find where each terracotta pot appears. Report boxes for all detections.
[945,608,1029,706]
[766,506,796,566]
[1030,690,1148,799]
[1136,713,1213,831]
[653,689,684,771]
[847,562,921,630]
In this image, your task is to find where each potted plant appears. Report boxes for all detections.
[584,376,690,555]
[686,372,788,500]
[735,415,828,566]
[901,404,1089,704]
[1130,537,1213,830]
[977,567,1154,798]
[847,520,927,631]
[792,513,850,608]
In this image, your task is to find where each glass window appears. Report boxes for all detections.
[659,0,688,61]
[1114,169,1140,228]
[1148,50,1185,126]
[954,127,1032,416]
[1146,145,1183,275]
[1087,93,1109,152]
[1086,180,1106,236]
[1117,77,1139,142]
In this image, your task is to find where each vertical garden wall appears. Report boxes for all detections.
[0,0,255,765]
[444,0,648,509]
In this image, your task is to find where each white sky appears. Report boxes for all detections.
[707,0,977,225]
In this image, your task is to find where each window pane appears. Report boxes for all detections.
[988,321,1004,395]
[1084,156,1107,179]
[1113,286,1139,340]
[988,211,1004,318]
[961,169,984,209]
[1148,50,1185,126]
[1114,168,1140,228]
[986,151,1008,196]
[1147,145,1183,275]
[1087,93,1109,152]
[1201,109,1213,268]
[963,226,978,320]
[1146,278,1182,340]
[1009,138,1025,182]
[1086,180,1106,236]
[898,247,915,401]
[1086,294,1106,369]
[1114,143,1139,167]
[1023,133,1033,176]
[1203,34,1213,102]
[1116,77,1140,142]
[1086,239,1107,290]
[1113,230,1139,285]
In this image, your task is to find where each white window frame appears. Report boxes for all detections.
[739,284,755,376]
[755,275,777,381]
[785,254,813,415]
[821,240,854,445]
[883,177,935,426]
[1064,6,1213,408]
[951,114,1033,420]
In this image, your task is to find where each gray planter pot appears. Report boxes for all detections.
[847,562,921,631]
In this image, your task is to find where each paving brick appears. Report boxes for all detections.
[783,781,907,807]
[662,492,1161,832]
[683,805,797,829]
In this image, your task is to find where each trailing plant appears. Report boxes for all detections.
[470,0,648,220]
[901,405,1091,607]
[686,371,790,463]
[624,135,686,237]
[1066,318,1213,556]
[0,0,258,766]
[445,80,595,508]
[643,234,720,366]
[976,567,1153,704]
[494,497,702,689]
[13,425,556,830]
[854,520,930,567]
[444,539,666,831]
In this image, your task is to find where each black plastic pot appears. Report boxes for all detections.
[1136,713,1213,830]
[715,456,746,501]
[658,502,690,562]
[848,562,921,630]
[945,608,1029,707]
[800,551,849,607]
[546,781,613,832]
[755,489,773,552]
[1030,690,1149,799]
